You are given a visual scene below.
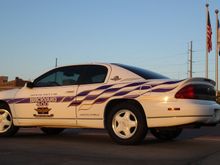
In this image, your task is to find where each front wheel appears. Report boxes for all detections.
[150,127,182,140]
[106,102,148,145]
[0,107,19,137]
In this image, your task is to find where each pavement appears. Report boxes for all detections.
[1,126,220,165]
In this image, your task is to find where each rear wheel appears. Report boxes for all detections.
[106,102,147,145]
[41,128,64,135]
[150,127,182,140]
[0,105,19,137]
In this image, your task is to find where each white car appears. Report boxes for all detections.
[0,63,220,144]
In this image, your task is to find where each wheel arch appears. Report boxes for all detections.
[0,100,10,110]
[104,99,147,128]
[0,100,19,136]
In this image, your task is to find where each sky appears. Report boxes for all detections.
[0,0,220,82]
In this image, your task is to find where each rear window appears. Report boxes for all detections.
[80,65,108,84]
[113,63,168,80]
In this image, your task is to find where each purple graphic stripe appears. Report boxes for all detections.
[68,100,82,106]
[62,96,74,102]
[113,91,130,96]
[94,97,109,104]
[68,81,178,106]
[85,95,99,100]
[17,98,30,104]
[151,87,176,92]
[124,82,146,87]
[76,84,115,97]
[77,90,92,97]
[150,80,183,87]
[69,83,145,106]
[140,86,151,90]
[104,88,121,93]
[4,80,182,107]
[96,84,114,90]
[75,82,146,98]
[163,80,184,84]
[56,96,65,102]
[70,82,152,106]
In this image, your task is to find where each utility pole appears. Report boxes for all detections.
[188,41,193,78]
[189,41,193,78]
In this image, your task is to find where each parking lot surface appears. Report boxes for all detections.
[1,126,220,165]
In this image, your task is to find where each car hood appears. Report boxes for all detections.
[0,88,20,100]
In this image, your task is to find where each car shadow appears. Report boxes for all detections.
[5,125,220,146]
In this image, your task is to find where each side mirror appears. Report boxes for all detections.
[26,82,34,88]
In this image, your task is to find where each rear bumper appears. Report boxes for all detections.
[206,108,220,124]
[144,99,220,128]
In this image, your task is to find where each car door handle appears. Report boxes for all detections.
[66,90,75,93]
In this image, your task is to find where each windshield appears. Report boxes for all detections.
[113,63,169,80]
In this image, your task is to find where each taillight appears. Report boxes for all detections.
[175,84,216,101]
[175,85,195,99]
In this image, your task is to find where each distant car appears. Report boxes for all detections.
[0,63,220,144]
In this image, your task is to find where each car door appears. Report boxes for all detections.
[14,66,84,126]
[74,65,110,128]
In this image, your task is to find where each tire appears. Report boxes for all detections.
[41,128,64,135]
[150,127,182,140]
[0,104,19,137]
[106,102,148,145]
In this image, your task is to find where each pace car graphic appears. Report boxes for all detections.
[3,80,181,110]
[68,80,181,109]
[0,63,219,145]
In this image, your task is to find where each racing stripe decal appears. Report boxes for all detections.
[4,80,183,108]
[151,87,177,92]
[68,80,181,107]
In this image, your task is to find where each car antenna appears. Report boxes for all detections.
[55,58,58,68]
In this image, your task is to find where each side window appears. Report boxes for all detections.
[33,66,83,87]
[61,67,81,86]
[81,65,108,84]
[34,71,62,87]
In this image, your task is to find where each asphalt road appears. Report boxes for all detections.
[1,126,220,165]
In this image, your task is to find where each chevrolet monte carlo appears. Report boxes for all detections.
[0,63,220,144]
